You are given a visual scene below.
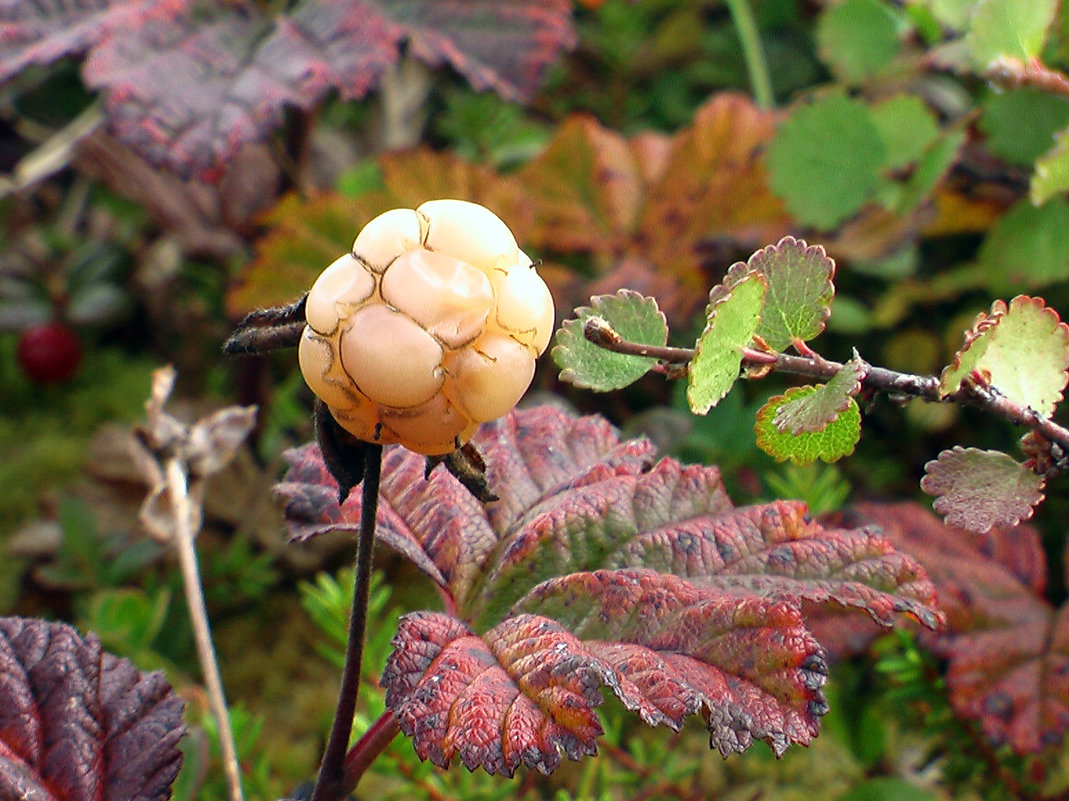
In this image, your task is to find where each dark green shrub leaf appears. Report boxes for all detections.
[816,0,903,83]
[980,88,1069,167]
[553,290,668,391]
[978,199,1069,290]
[766,94,888,229]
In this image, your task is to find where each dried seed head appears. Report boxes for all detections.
[298,199,554,455]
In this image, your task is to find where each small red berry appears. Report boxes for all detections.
[17,322,82,384]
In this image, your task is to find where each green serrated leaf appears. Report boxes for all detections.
[978,198,1069,290]
[725,236,837,352]
[893,127,967,214]
[687,272,767,414]
[816,0,903,83]
[773,355,867,434]
[965,0,1057,69]
[920,447,1045,533]
[766,94,888,230]
[870,94,941,171]
[938,295,1069,415]
[756,388,861,464]
[552,291,668,392]
[980,88,1069,168]
[1031,128,1069,205]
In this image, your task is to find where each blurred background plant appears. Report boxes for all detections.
[2,0,1068,798]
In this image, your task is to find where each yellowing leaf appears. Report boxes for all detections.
[687,271,767,414]
[773,355,867,435]
[636,93,791,283]
[755,388,861,464]
[939,295,1069,415]
[519,116,645,255]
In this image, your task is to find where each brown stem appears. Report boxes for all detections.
[583,318,1069,459]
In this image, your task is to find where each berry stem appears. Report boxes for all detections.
[310,442,383,801]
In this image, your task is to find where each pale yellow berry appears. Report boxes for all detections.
[298,327,361,413]
[444,333,536,423]
[492,260,556,354]
[340,305,444,408]
[418,199,520,274]
[380,249,493,349]
[299,199,554,456]
[304,254,376,335]
[352,208,423,272]
[379,394,475,455]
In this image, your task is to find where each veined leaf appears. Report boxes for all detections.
[755,388,861,464]
[687,271,767,414]
[772,355,867,435]
[938,295,1069,415]
[76,0,575,176]
[0,617,185,801]
[964,0,1057,69]
[851,502,1069,754]
[727,236,837,352]
[278,405,941,775]
[921,447,1045,533]
[553,291,668,391]
[766,94,888,230]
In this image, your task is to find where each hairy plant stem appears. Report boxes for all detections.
[724,0,774,109]
[583,318,1069,459]
[310,443,383,801]
[166,458,244,801]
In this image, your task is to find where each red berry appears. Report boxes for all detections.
[17,322,82,384]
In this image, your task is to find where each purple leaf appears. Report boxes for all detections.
[77,0,574,176]
[0,0,151,85]
[0,616,185,801]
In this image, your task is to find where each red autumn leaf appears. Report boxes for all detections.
[58,0,573,177]
[0,616,185,801]
[849,502,1069,755]
[0,0,150,84]
[278,406,940,774]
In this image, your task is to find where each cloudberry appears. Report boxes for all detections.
[298,199,554,455]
